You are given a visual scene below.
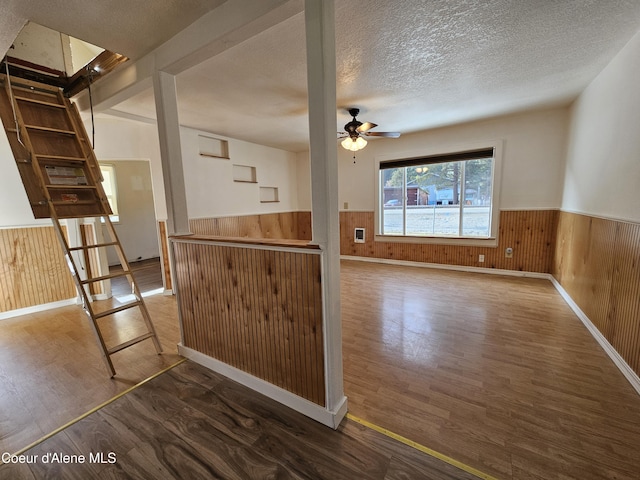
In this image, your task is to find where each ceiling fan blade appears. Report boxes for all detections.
[363,131,401,138]
[356,122,377,133]
[337,132,348,138]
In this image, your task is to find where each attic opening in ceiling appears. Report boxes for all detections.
[3,21,128,97]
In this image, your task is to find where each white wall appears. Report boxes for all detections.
[0,131,51,227]
[180,126,300,219]
[0,113,164,229]
[9,22,67,74]
[101,160,159,265]
[300,107,569,213]
[87,115,167,220]
[82,117,164,266]
[296,151,312,211]
[563,29,640,223]
[0,101,570,229]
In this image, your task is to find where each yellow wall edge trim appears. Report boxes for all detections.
[346,413,499,480]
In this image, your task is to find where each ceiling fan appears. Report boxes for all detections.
[338,108,401,154]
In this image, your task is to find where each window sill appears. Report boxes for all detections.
[100,215,120,224]
[375,234,498,247]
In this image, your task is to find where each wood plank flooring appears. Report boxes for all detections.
[0,294,181,456]
[109,257,164,296]
[341,260,640,480]
[1,361,477,479]
[2,259,640,479]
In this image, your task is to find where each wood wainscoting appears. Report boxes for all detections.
[0,225,76,313]
[158,212,312,293]
[554,211,640,377]
[340,210,558,273]
[172,236,325,406]
[189,211,312,240]
[159,209,556,295]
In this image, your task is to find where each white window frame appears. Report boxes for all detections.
[99,164,120,223]
[374,140,503,247]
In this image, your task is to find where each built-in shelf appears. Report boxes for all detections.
[232,164,257,183]
[259,186,279,203]
[198,135,229,159]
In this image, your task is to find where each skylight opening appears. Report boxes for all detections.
[4,21,127,96]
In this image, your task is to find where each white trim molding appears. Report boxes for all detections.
[550,277,640,396]
[178,344,348,429]
[0,297,78,321]
[341,255,549,279]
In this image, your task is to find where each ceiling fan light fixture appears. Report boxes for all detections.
[341,136,367,151]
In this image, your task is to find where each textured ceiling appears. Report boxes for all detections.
[0,0,227,61]
[3,1,640,152]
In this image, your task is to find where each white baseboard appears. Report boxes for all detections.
[549,277,640,396]
[341,255,549,279]
[342,254,640,396]
[0,297,78,321]
[178,344,348,429]
[142,287,165,297]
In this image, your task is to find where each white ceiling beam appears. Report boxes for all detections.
[75,0,303,112]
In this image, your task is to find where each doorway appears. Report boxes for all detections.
[99,160,163,296]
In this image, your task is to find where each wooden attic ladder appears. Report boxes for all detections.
[0,73,162,377]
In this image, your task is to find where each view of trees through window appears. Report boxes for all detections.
[380,157,494,237]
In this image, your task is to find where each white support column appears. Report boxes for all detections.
[305,0,346,426]
[152,70,190,235]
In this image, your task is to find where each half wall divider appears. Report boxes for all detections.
[171,234,346,427]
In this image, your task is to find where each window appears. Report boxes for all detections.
[379,148,497,241]
[99,164,119,222]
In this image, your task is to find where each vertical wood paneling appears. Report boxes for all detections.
[172,211,314,326]
[339,210,558,273]
[172,240,195,347]
[612,222,640,373]
[553,211,640,377]
[172,239,325,406]
[0,226,76,312]
[157,221,172,291]
[189,211,312,240]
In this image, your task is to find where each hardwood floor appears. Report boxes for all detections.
[109,257,164,296]
[341,260,640,480]
[1,361,478,479]
[0,293,181,456]
[2,259,640,479]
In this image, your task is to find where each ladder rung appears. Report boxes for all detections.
[107,332,155,355]
[36,154,86,163]
[51,200,99,206]
[68,241,119,251]
[15,95,65,108]
[8,81,60,95]
[47,184,97,189]
[80,271,132,284]
[93,301,142,320]
[2,73,162,377]
[25,124,76,135]
[56,212,111,219]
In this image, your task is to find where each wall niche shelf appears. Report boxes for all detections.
[198,135,229,159]
[232,164,257,183]
[259,186,279,203]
